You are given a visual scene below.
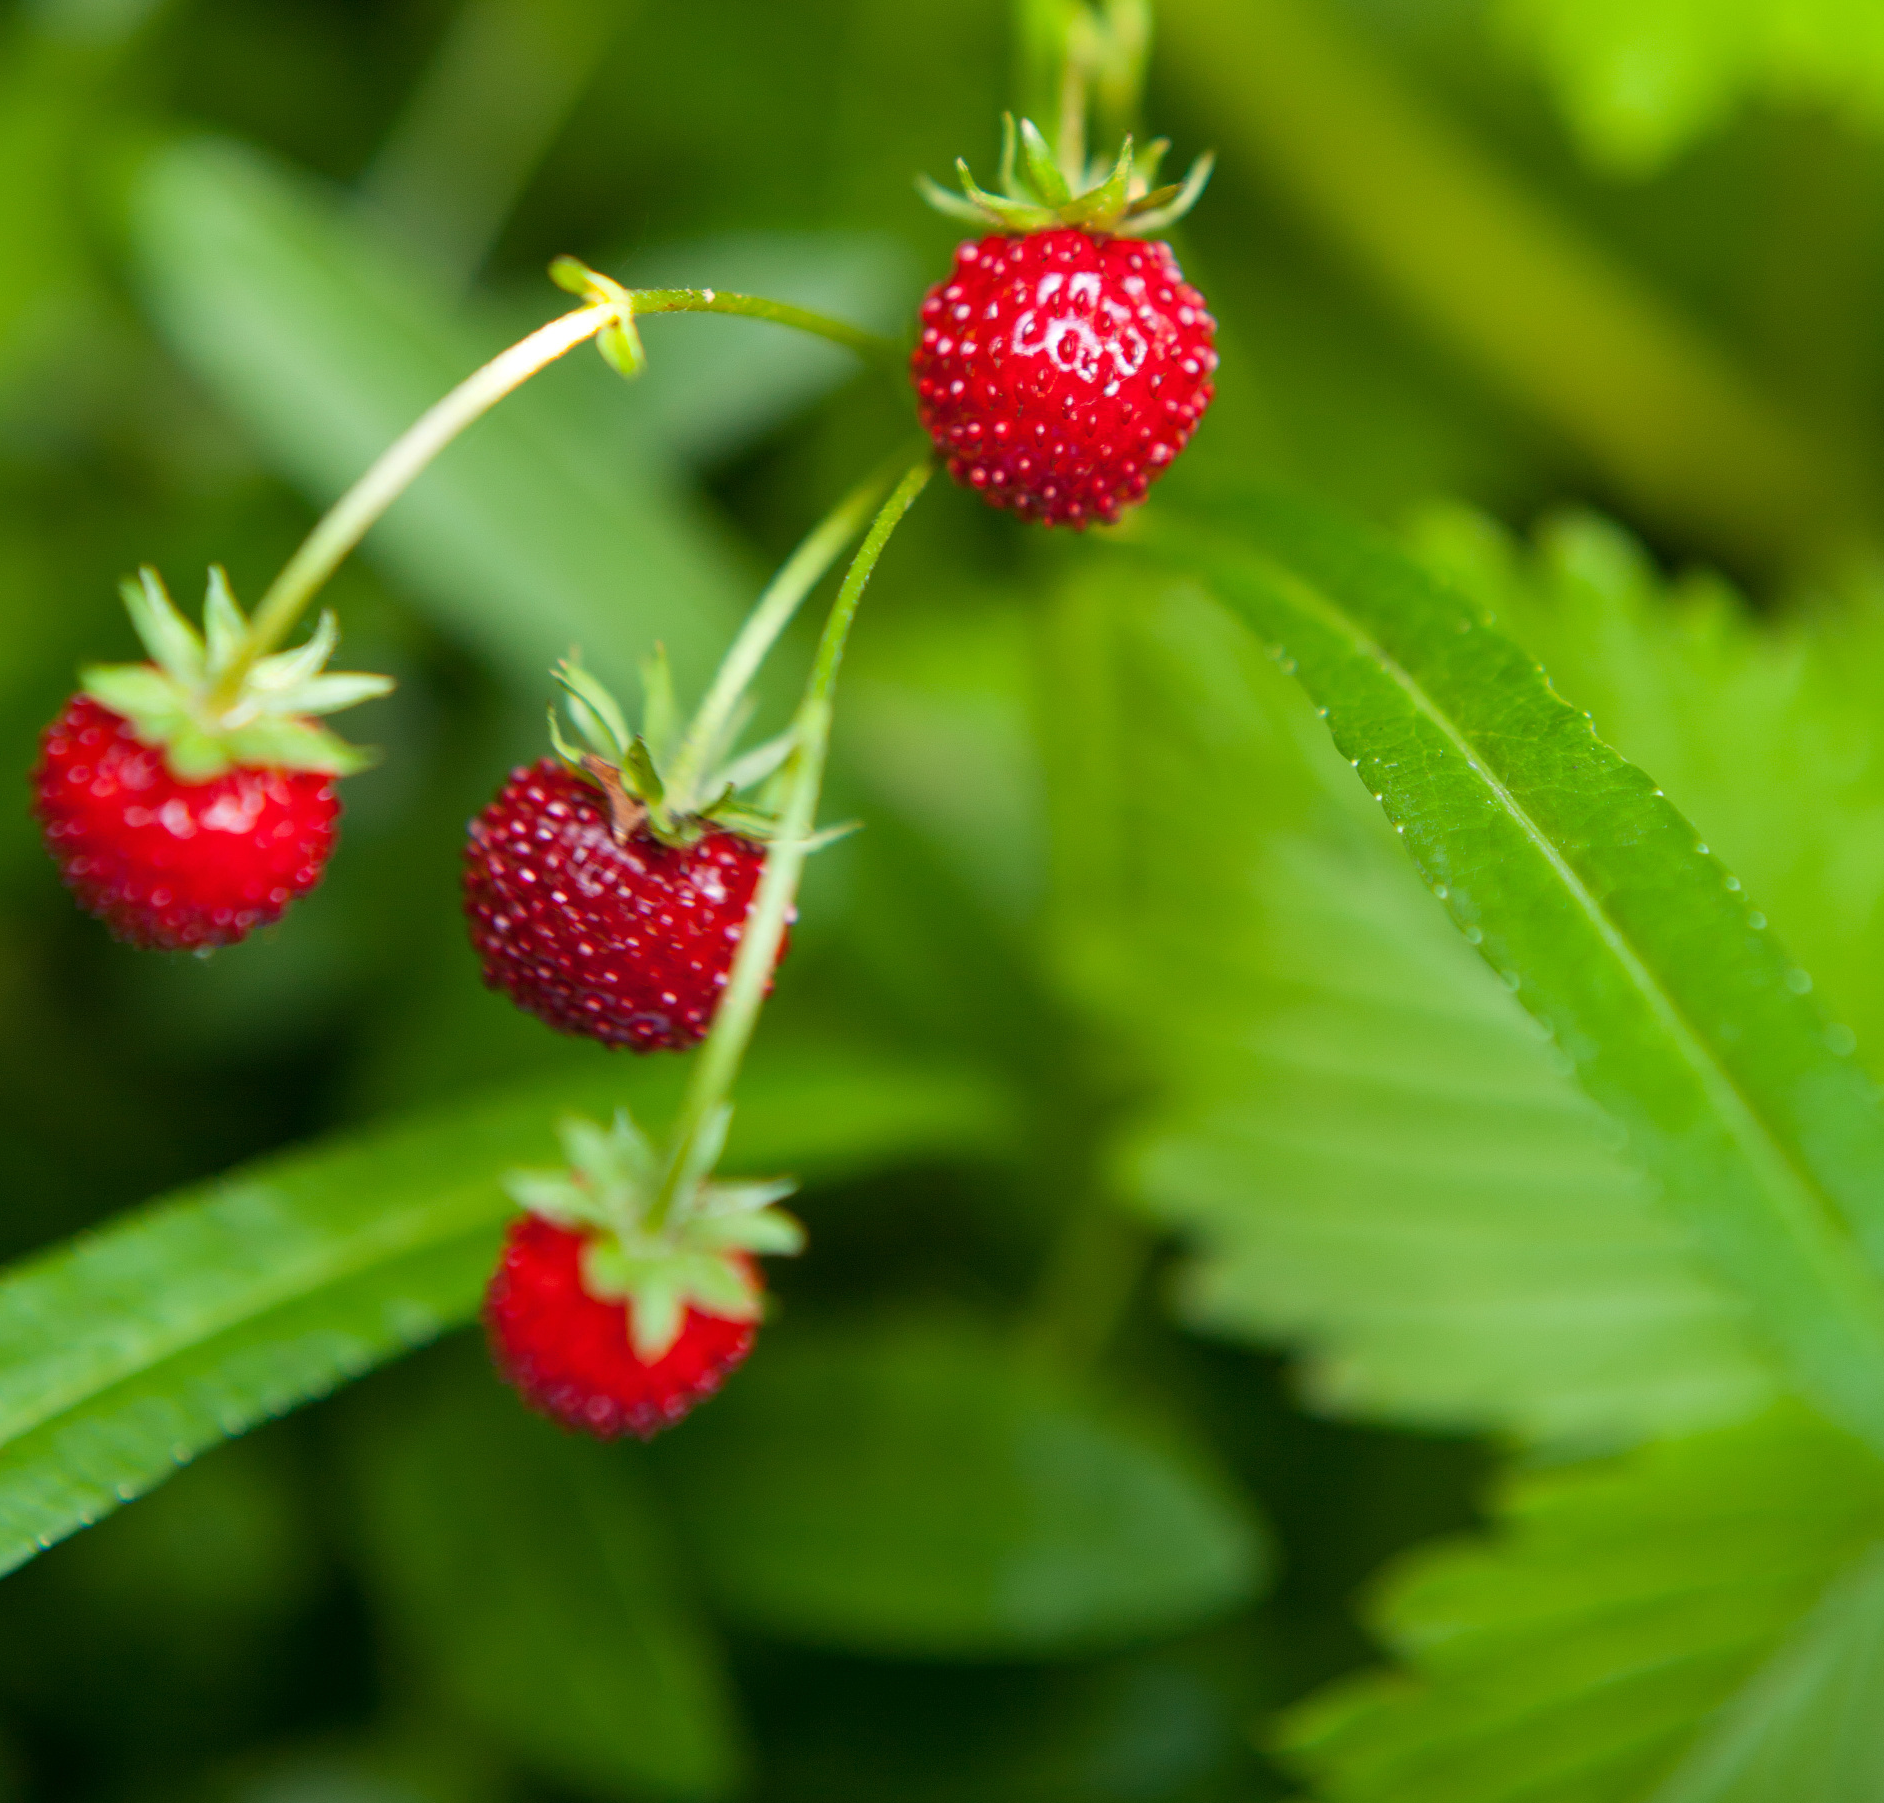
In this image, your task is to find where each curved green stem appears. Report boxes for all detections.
[226,301,615,694]
[628,289,903,366]
[221,287,903,703]
[648,454,936,1233]
[663,450,915,808]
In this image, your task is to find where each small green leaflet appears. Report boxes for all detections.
[1280,1406,1884,1801]
[1141,486,1884,1457]
[0,1049,1010,1575]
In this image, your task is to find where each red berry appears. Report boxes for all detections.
[31,694,338,951]
[463,759,782,1051]
[485,1214,757,1438]
[910,228,1216,528]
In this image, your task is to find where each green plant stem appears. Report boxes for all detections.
[224,288,902,699]
[663,453,910,806]
[648,455,935,1232]
[231,300,615,688]
[628,289,902,366]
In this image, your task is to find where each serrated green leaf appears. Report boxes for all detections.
[120,565,203,687]
[0,1046,1013,1574]
[1056,567,1775,1448]
[1411,504,1884,1073]
[1653,1545,1884,1802]
[1145,486,1884,1457]
[659,1314,1268,1658]
[1279,1407,1884,1803]
[348,1357,742,1798]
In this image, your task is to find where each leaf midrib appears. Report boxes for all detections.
[1258,553,1872,1301]
[0,1179,502,1448]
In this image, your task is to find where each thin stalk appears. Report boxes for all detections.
[648,455,935,1232]
[223,286,902,699]
[663,452,913,807]
[228,302,614,690]
[628,289,902,366]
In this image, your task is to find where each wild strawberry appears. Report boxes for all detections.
[916,118,1216,527]
[913,229,1215,527]
[33,695,339,951]
[486,1109,804,1438]
[485,1215,759,1438]
[32,567,389,950]
[464,760,777,1051]
[464,655,792,1052]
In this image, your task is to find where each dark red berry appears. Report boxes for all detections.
[463,759,782,1051]
[31,694,338,951]
[911,228,1216,528]
[485,1214,757,1438]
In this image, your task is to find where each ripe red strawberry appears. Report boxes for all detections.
[912,228,1216,527]
[463,758,782,1051]
[32,694,339,951]
[486,1214,759,1439]
[34,565,389,950]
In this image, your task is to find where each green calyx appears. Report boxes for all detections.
[505,1108,803,1361]
[919,113,1212,236]
[547,651,800,849]
[82,567,394,782]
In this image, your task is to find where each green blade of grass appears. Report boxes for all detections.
[0,1047,1010,1576]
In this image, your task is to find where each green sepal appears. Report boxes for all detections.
[163,725,237,783]
[121,567,205,686]
[221,717,380,776]
[85,566,391,782]
[1124,151,1214,233]
[79,664,192,742]
[711,726,796,795]
[553,657,632,760]
[1018,116,1074,206]
[639,645,678,765]
[921,117,1212,236]
[622,736,666,808]
[692,1207,807,1257]
[1061,137,1134,227]
[507,1105,798,1362]
[202,566,247,675]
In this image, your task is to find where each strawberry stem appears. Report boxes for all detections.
[663,447,918,813]
[646,453,935,1234]
[218,282,901,707]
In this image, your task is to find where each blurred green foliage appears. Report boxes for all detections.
[9,0,1884,1798]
